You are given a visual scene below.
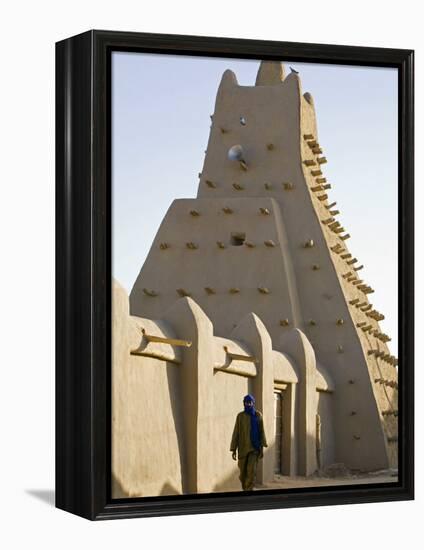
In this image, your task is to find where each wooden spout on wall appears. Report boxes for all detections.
[257,286,270,294]
[329,222,340,230]
[233,182,244,190]
[141,328,192,348]
[176,288,191,297]
[142,288,159,297]
[259,207,271,215]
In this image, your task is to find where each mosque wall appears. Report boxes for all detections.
[112,60,397,497]
[112,279,334,497]
[112,281,184,497]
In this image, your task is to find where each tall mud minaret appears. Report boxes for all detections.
[130,61,398,471]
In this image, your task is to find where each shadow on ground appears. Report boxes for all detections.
[26,489,55,507]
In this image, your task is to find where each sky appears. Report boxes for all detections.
[112,52,398,355]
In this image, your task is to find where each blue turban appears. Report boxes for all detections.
[243,394,261,450]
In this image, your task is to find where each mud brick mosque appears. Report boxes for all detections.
[112,61,398,498]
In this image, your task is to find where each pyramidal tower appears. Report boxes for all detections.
[129,61,398,472]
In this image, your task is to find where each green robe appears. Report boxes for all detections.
[230,410,268,459]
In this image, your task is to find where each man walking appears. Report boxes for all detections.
[230,394,268,491]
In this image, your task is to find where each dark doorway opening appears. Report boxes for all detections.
[274,390,283,474]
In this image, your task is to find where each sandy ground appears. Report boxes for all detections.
[258,470,398,490]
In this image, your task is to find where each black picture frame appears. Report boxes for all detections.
[55,29,414,521]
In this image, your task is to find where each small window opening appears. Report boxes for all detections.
[231,232,246,246]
